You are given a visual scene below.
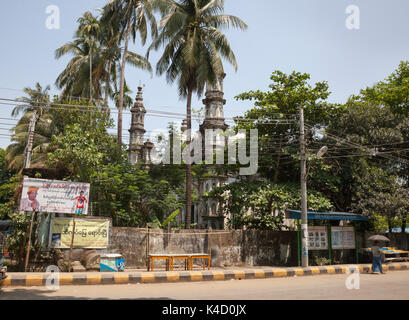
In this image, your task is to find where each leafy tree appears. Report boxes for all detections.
[47,123,109,182]
[6,213,32,268]
[356,61,409,116]
[319,100,409,235]
[352,160,409,233]
[0,149,18,219]
[350,62,409,232]
[49,97,113,135]
[0,149,14,184]
[234,71,333,183]
[206,181,332,230]
[91,163,184,226]
[46,120,184,226]
[316,102,405,212]
[148,0,247,228]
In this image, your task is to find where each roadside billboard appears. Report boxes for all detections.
[49,218,109,249]
[20,177,90,214]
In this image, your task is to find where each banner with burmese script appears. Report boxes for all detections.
[20,177,90,214]
[49,218,110,249]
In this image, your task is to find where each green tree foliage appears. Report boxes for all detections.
[235,71,331,118]
[356,61,409,116]
[234,71,335,183]
[6,213,32,267]
[149,0,247,228]
[5,1,409,236]
[0,149,18,219]
[6,83,55,171]
[46,121,184,226]
[56,9,152,117]
[0,149,14,185]
[206,181,332,230]
[315,102,405,211]
[47,123,106,182]
[101,0,157,146]
[92,163,184,226]
[352,160,409,233]
[323,77,409,231]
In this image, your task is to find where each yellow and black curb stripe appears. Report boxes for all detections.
[1,263,408,287]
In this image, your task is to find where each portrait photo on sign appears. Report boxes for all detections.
[20,186,40,212]
[20,177,90,214]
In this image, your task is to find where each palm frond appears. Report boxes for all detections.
[126,51,153,74]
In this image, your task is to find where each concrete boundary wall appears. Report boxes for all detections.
[106,228,409,268]
[106,228,299,268]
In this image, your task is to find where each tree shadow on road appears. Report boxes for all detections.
[0,287,173,300]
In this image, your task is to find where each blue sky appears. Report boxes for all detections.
[0,0,409,149]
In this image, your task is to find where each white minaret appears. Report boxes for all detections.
[197,73,229,230]
[128,86,146,165]
[200,73,228,133]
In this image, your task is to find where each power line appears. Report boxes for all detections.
[305,123,409,164]
[0,98,298,124]
[0,87,24,92]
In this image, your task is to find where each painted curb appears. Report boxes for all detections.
[1,263,408,287]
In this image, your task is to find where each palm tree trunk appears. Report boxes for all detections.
[185,85,193,229]
[104,59,113,115]
[117,19,132,147]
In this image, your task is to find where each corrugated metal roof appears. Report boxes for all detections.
[287,210,369,221]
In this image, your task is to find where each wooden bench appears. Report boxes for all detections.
[189,253,211,270]
[148,254,175,271]
[148,254,211,271]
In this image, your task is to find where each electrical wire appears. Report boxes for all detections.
[305,123,409,164]
[0,98,298,124]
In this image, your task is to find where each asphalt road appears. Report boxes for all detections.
[1,270,409,300]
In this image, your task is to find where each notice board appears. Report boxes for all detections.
[331,226,355,249]
[308,226,328,250]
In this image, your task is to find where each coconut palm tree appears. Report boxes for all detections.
[55,37,102,100]
[98,14,122,111]
[99,12,153,113]
[113,81,134,110]
[57,9,153,122]
[12,83,51,118]
[6,83,57,170]
[6,113,55,170]
[148,0,247,228]
[55,12,106,101]
[101,0,158,147]
[76,11,101,103]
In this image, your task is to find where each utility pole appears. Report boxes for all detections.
[300,106,309,268]
[23,110,37,169]
[23,109,38,272]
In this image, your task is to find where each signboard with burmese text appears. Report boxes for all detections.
[20,177,90,214]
